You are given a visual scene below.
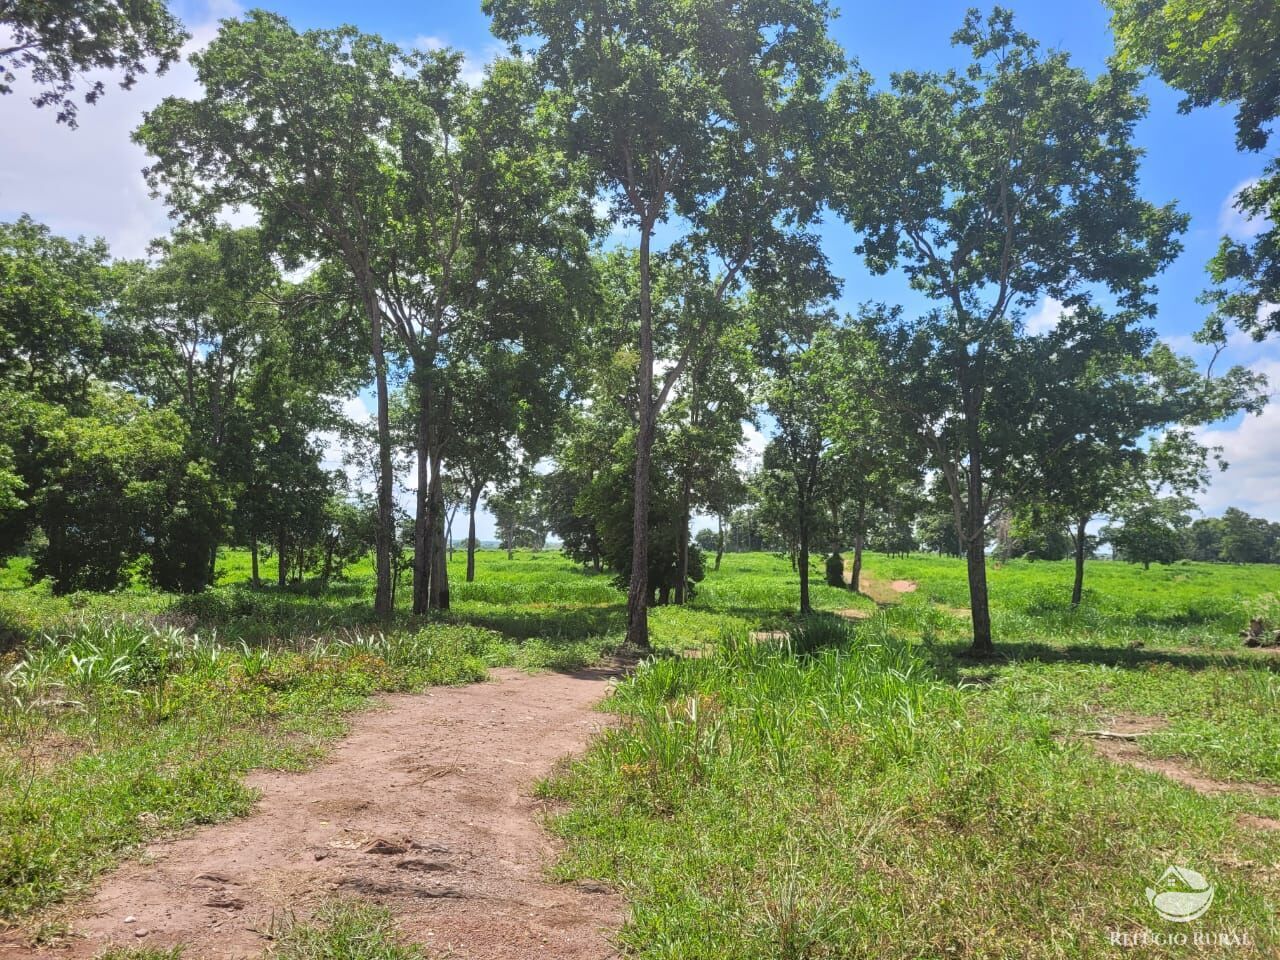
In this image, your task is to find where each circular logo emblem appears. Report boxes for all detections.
[1146,866,1215,923]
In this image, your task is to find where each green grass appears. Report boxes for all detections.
[0,548,844,923]
[83,899,416,960]
[0,550,633,921]
[0,619,531,918]
[270,899,425,960]
[542,553,1280,959]
[3,548,1280,956]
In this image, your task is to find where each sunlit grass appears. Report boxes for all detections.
[543,555,1280,958]
[3,547,1279,954]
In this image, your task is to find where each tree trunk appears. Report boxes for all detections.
[965,532,993,652]
[715,515,724,571]
[425,443,449,611]
[964,438,994,655]
[625,220,656,650]
[674,463,692,604]
[430,454,449,610]
[1071,516,1087,607]
[466,484,481,583]
[948,361,994,656]
[277,528,287,589]
[362,284,394,618]
[798,484,811,617]
[850,498,866,593]
[413,371,432,616]
[250,536,259,587]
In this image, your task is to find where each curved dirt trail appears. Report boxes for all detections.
[5,665,624,960]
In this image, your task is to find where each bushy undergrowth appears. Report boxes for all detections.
[545,618,1280,958]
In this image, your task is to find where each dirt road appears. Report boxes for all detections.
[5,665,623,960]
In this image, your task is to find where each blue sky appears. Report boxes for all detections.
[2,0,1276,533]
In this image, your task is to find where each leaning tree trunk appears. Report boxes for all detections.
[1071,515,1088,607]
[466,484,481,583]
[625,222,657,650]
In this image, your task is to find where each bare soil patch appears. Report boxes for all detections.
[2,666,624,960]
[1237,814,1280,832]
[849,574,919,606]
[1084,715,1280,801]
[834,608,871,620]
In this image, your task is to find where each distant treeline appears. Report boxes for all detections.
[1184,509,1280,565]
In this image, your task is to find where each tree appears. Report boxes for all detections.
[665,282,754,603]
[136,12,425,616]
[1,0,186,125]
[0,216,113,406]
[27,388,190,593]
[487,472,548,559]
[1016,311,1262,606]
[1104,493,1193,569]
[546,411,610,574]
[111,230,364,590]
[756,299,840,616]
[314,494,374,584]
[827,9,1186,654]
[0,217,118,557]
[488,0,841,648]
[1109,0,1280,339]
[368,53,589,615]
[823,326,921,593]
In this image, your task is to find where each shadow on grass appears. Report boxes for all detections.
[923,637,1280,684]
[445,603,627,641]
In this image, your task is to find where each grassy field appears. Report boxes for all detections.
[538,554,1280,958]
[2,549,1279,957]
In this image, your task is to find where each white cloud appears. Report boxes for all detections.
[410,33,502,87]
[317,395,373,493]
[1219,177,1269,240]
[0,2,244,258]
[739,419,768,471]
[1154,330,1280,521]
[1193,350,1280,521]
[1023,295,1066,335]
